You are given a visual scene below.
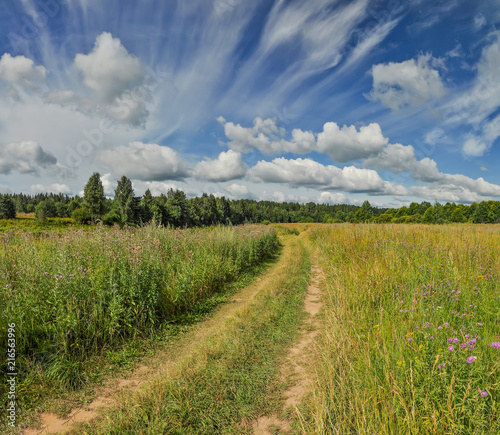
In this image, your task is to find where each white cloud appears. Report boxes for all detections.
[194,150,248,182]
[411,185,487,204]
[363,143,440,182]
[0,53,47,88]
[462,136,490,157]
[140,181,197,197]
[30,183,71,194]
[219,116,388,163]
[0,140,57,175]
[225,183,249,198]
[100,173,116,197]
[249,157,407,195]
[444,35,500,125]
[370,54,447,110]
[317,122,388,162]
[363,142,500,197]
[74,32,143,102]
[74,32,148,125]
[96,142,190,181]
[318,191,347,204]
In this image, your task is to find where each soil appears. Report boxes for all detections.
[251,256,324,434]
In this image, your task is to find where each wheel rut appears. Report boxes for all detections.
[252,255,324,434]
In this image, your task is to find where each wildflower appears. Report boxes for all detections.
[373,324,379,328]
[478,388,488,398]
[437,326,442,330]
[408,337,413,342]
[477,323,483,326]
[397,360,404,366]
[448,346,454,351]
[444,322,450,328]
[466,356,477,364]
[430,336,434,340]
[489,342,500,349]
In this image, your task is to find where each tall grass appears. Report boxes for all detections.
[0,224,280,400]
[304,224,499,434]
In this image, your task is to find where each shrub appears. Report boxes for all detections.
[72,208,91,224]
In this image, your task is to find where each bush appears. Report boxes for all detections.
[102,212,121,226]
[72,208,91,224]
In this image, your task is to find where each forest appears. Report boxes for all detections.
[1,172,500,226]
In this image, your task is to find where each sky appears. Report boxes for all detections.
[1,0,500,207]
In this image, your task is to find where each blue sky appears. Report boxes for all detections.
[1,0,500,206]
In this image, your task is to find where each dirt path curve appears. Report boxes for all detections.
[253,247,324,434]
[22,262,275,434]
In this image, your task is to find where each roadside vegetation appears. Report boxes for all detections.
[303,224,500,434]
[81,231,310,434]
[0,224,280,417]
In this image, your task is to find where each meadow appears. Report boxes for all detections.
[0,223,280,410]
[303,224,499,434]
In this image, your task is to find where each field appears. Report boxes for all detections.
[304,224,499,434]
[0,224,280,411]
[1,222,499,434]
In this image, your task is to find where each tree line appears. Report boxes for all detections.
[1,173,500,225]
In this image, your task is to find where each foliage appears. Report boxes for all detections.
[71,208,91,224]
[0,225,280,403]
[83,172,106,222]
[0,195,16,219]
[114,175,137,225]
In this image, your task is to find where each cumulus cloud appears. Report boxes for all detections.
[75,32,143,102]
[194,150,248,181]
[218,116,388,162]
[74,32,149,125]
[0,53,47,88]
[140,181,197,197]
[317,122,388,162]
[411,186,487,204]
[224,183,250,198]
[0,141,57,175]
[370,54,447,110]
[30,183,71,194]
[318,191,347,204]
[364,142,500,198]
[249,157,407,195]
[97,142,190,181]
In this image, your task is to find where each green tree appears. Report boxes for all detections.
[83,173,106,222]
[139,189,154,223]
[114,176,136,224]
[355,200,373,222]
[0,195,16,219]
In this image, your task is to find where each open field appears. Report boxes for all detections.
[303,224,500,434]
[0,224,280,419]
[1,223,499,434]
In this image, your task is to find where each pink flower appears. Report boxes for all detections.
[478,388,488,398]
[466,356,476,364]
[448,346,454,351]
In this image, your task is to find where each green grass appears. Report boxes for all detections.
[0,223,281,420]
[78,234,310,434]
[302,224,500,434]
